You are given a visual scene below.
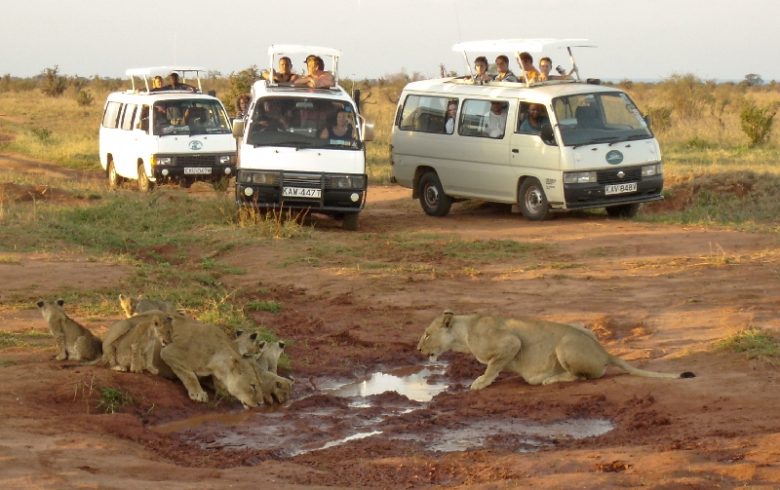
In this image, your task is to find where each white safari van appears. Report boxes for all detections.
[232,45,373,230]
[99,67,236,191]
[391,39,663,220]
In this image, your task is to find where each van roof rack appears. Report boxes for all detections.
[452,38,595,86]
[125,66,207,93]
[266,44,341,88]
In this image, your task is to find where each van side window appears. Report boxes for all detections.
[101,101,122,129]
[398,95,451,134]
[120,104,137,131]
[459,99,508,139]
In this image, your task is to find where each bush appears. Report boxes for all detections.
[40,66,67,97]
[75,89,94,107]
[740,101,776,147]
[646,106,672,131]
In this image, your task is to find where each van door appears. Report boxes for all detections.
[443,99,512,201]
[115,103,138,177]
[510,101,562,204]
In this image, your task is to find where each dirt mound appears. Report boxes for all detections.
[0,182,78,203]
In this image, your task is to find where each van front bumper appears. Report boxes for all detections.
[152,153,236,182]
[563,174,663,209]
[235,170,366,213]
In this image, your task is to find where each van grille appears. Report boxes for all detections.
[176,155,219,166]
[597,167,642,184]
[283,173,322,188]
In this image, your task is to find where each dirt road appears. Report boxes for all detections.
[2,155,780,488]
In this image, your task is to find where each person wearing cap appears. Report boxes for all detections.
[294,55,334,88]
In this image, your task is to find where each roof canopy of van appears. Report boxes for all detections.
[125,66,206,93]
[452,38,595,85]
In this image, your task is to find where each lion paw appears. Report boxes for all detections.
[188,390,209,403]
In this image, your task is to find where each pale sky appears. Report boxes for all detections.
[1,0,777,82]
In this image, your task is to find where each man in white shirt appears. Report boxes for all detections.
[486,101,508,138]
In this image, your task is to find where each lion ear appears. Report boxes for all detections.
[278,341,285,349]
[442,310,455,328]
[249,332,259,341]
[258,340,266,349]
[56,299,65,307]
[36,300,44,308]
[236,330,244,337]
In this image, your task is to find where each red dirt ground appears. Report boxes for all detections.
[1,154,780,489]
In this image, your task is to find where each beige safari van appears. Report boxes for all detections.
[390,39,663,220]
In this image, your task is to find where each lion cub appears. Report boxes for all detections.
[36,299,102,362]
[118,293,177,318]
[102,311,174,376]
[234,330,286,374]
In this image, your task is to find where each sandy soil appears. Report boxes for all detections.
[1,154,780,489]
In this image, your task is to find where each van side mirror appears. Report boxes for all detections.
[540,124,556,146]
[362,122,375,142]
[232,119,245,138]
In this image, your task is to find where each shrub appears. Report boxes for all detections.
[75,89,94,107]
[739,101,776,147]
[40,66,68,97]
[645,106,672,131]
[30,127,52,143]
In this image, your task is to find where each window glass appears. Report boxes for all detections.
[245,97,360,149]
[552,92,652,146]
[398,95,453,134]
[120,104,137,130]
[459,99,508,139]
[152,99,232,136]
[101,101,122,128]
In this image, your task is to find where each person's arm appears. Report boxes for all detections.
[319,127,329,139]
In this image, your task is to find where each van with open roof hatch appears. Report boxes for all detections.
[99,66,236,191]
[232,45,373,230]
[390,39,663,220]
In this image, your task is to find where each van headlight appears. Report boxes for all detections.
[239,170,280,185]
[563,171,597,184]
[219,155,234,165]
[642,163,662,177]
[326,175,365,189]
[153,155,172,165]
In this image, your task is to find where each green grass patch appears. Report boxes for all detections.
[714,328,780,362]
[0,330,49,349]
[246,300,282,314]
[96,387,134,414]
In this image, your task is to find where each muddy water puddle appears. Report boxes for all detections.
[153,361,613,456]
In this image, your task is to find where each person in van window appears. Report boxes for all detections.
[519,52,540,83]
[320,109,354,143]
[538,57,571,81]
[472,56,491,85]
[444,101,457,134]
[294,55,334,88]
[262,56,299,84]
[519,103,549,134]
[151,76,164,91]
[166,72,196,92]
[153,104,171,134]
[493,55,518,82]
[486,101,508,138]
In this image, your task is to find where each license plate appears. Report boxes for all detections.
[184,167,212,175]
[605,182,637,195]
[282,186,321,199]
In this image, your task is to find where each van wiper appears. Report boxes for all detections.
[573,136,620,149]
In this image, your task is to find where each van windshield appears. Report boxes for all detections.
[552,92,653,147]
[246,97,360,149]
[153,99,231,136]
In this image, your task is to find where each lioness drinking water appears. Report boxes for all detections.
[418,310,695,390]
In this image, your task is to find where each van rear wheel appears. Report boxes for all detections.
[518,178,549,221]
[418,171,452,217]
[137,164,153,192]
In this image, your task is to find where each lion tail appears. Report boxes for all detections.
[608,355,695,379]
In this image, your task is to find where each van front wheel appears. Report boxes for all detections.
[137,164,153,192]
[419,172,452,217]
[518,178,549,221]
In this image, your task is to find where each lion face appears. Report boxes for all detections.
[118,294,137,318]
[256,370,293,405]
[36,299,66,325]
[152,316,174,347]
[417,311,456,357]
[223,358,259,409]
